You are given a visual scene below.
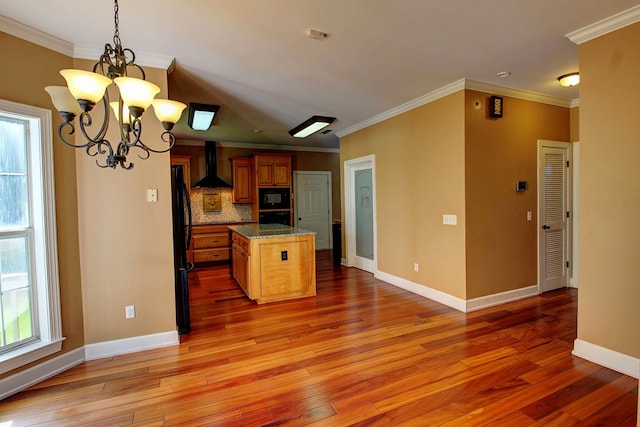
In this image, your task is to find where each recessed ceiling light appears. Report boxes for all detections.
[497,71,511,78]
[306,29,327,40]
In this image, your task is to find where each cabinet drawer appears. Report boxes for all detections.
[193,248,230,263]
[232,233,250,252]
[193,233,229,249]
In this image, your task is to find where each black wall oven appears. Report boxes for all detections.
[258,188,290,210]
[259,210,291,226]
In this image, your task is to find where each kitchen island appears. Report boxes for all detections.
[229,224,316,303]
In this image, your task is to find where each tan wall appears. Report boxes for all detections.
[171,144,341,220]
[570,107,579,142]
[0,33,84,378]
[72,59,176,343]
[464,91,570,299]
[340,92,467,299]
[577,23,640,359]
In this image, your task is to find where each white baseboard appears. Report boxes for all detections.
[85,330,179,361]
[374,270,467,312]
[340,258,348,266]
[572,339,639,379]
[465,285,539,312]
[0,346,85,400]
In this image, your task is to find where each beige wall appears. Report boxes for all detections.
[70,59,176,343]
[577,23,640,360]
[340,92,467,299]
[464,91,570,299]
[570,107,579,142]
[0,33,85,379]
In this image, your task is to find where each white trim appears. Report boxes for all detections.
[465,80,574,108]
[465,285,539,312]
[73,46,174,70]
[0,15,74,57]
[0,16,174,70]
[336,79,465,138]
[572,339,640,379]
[566,5,640,45]
[374,270,467,313]
[84,331,179,361]
[215,141,339,154]
[337,79,575,138]
[0,346,85,400]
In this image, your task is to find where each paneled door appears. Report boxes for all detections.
[294,171,332,250]
[538,140,572,292]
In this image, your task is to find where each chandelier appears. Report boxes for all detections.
[45,0,186,170]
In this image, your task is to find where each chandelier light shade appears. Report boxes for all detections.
[558,72,580,87]
[45,0,186,169]
[288,115,336,138]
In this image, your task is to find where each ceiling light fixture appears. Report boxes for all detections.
[188,103,220,131]
[288,116,336,138]
[44,0,186,170]
[557,72,580,87]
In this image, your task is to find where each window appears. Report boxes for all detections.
[0,99,62,374]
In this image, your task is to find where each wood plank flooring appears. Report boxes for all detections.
[1,251,637,426]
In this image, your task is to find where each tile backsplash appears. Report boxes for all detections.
[190,187,254,224]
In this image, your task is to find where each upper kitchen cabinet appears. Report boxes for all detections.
[231,157,253,203]
[255,154,291,187]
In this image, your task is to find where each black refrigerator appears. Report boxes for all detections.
[170,165,193,334]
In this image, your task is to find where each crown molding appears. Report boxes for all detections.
[73,46,175,71]
[176,140,339,154]
[0,15,174,70]
[465,80,573,107]
[336,79,466,138]
[566,4,640,45]
[0,15,74,57]
[337,79,575,138]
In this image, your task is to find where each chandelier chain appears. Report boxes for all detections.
[113,0,121,48]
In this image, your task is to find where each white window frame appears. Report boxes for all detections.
[0,99,63,374]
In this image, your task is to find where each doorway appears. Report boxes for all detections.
[538,140,573,292]
[344,155,377,273]
[293,171,332,250]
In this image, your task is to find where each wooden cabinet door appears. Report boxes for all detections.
[273,161,291,186]
[256,161,274,186]
[232,158,253,203]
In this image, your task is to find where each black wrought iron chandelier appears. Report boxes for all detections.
[45,0,186,170]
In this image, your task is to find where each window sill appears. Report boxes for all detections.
[0,338,65,375]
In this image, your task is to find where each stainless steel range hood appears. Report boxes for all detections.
[192,141,231,188]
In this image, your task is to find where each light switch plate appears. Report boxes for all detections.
[443,214,457,225]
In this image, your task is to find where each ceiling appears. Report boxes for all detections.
[2,1,640,150]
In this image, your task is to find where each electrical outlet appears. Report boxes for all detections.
[414,263,419,272]
[125,305,135,319]
[146,188,158,203]
[527,211,532,221]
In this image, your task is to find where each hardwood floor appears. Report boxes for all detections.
[1,251,637,426]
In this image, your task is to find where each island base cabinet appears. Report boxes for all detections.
[231,231,316,303]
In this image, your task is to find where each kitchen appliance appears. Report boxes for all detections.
[170,165,193,334]
[259,210,291,226]
[258,188,291,210]
[193,141,232,188]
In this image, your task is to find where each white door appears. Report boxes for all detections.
[344,155,376,273]
[294,171,332,250]
[538,140,572,292]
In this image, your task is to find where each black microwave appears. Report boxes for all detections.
[258,188,290,210]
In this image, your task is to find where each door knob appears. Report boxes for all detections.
[298,218,302,221]
[542,225,551,230]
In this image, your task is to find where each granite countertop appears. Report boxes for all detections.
[228,223,316,239]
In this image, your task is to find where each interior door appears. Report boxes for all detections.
[344,155,376,273]
[539,141,572,292]
[294,171,332,250]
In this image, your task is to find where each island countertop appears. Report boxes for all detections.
[228,223,316,239]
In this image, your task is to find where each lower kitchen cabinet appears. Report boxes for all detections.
[192,224,231,264]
